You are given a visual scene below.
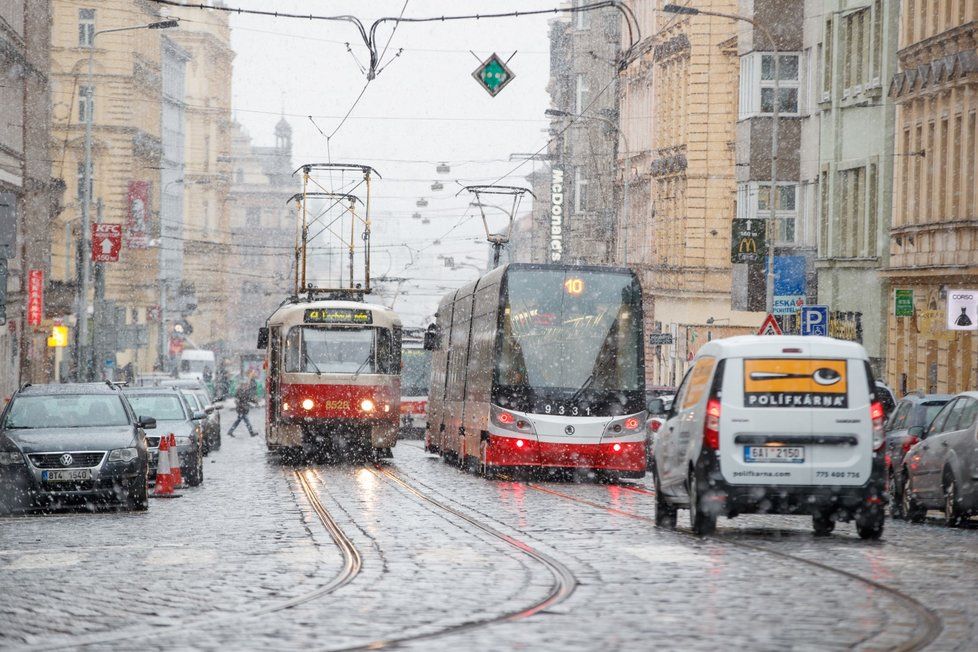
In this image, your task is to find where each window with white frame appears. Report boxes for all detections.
[78,85,93,122]
[738,182,798,244]
[79,9,95,47]
[574,166,588,213]
[739,52,801,118]
[575,73,588,114]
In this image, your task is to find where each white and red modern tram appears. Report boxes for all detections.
[424,264,647,477]
[259,292,402,458]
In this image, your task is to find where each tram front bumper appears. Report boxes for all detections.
[485,435,646,474]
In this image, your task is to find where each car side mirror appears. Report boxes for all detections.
[192,410,206,421]
[204,405,215,415]
[212,401,224,410]
[908,425,925,438]
[257,327,269,350]
[647,398,665,415]
[137,416,157,430]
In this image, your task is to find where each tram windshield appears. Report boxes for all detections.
[401,348,431,396]
[285,327,395,375]
[495,269,643,415]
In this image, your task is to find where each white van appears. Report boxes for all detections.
[178,349,216,381]
[652,335,886,539]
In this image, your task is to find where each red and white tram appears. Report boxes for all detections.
[259,293,402,459]
[424,263,647,478]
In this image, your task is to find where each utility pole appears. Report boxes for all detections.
[79,18,178,381]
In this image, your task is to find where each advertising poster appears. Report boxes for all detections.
[126,181,150,249]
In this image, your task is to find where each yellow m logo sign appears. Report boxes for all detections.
[738,237,757,254]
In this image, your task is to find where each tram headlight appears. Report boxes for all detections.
[360,398,375,412]
[301,398,314,411]
[282,402,291,412]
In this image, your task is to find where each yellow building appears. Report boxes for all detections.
[622,1,763,387]
[884,3,978,394]
[168,5,234,353]
[50,0,169,374]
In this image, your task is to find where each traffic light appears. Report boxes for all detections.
[172,319,193,336]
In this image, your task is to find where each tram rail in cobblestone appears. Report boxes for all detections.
[331,464,577,651]
[527,482,942,652]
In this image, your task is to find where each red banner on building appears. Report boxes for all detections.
[126,180,150,248]
[92,223,122,262]
[27,269,43,326]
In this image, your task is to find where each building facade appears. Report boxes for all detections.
[884,2,978,394]
[813,0,899,373]
[0,1,63,395]
[226,120,298,365]
[544,5,620,266]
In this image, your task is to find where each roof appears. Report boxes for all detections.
[17,382,123,396]
[696,335,869,360]
[122,387,185,395]
[899,392,953,404]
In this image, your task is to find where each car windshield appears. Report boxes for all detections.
[125,395,187,421]
[3,394,130,429]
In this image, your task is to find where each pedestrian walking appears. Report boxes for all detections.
[228,376,258,437]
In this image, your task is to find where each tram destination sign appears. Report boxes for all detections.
[304,308,373,325]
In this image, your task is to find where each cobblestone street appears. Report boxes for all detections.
[2,409,978,650]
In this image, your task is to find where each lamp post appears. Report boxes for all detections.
[544,108,630,265]
[79,18,177,380]
[663,4,779,313]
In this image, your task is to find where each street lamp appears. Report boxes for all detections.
[544,108,630,265]
[79,18,178,380]
[662,4,780,313]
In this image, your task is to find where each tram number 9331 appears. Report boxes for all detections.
[543,403,592,416]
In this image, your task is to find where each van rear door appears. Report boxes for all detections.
[719,353,813,486]
[807,359,873,487]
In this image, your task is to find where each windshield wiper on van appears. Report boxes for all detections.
[569,373,595,404]
[352,352,373,380]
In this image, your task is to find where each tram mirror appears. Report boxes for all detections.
[423,324,439,351]
[257,327,269,350]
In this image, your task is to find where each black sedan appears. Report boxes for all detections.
[0,382,154,512]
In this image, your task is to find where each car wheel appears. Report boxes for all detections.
[856,509,884,540]
[186,451,204,487]
[943,472,961,528]
[653,465,677,529]
[812,513,835,536]
[902,472,926,523]
[889,468,905,520]
[126,476,149,511]
[212,430,222,451]
[688,468,717,536]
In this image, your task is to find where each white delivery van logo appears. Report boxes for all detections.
[743,359,848,408]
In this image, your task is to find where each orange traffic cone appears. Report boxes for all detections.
[168,433,183,488]
[151,435,178,498]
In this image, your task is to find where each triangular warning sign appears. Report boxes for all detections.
[758,313,783,336]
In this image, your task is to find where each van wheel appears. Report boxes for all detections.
[943,473,961,527]
[902,472,926,523]
[889,469,905,520]
[688,469,717,536]
[653,466,676,528]
[812,513,835,536]
[856,510,884,540]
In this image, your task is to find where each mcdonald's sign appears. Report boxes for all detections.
[731,219,767,264]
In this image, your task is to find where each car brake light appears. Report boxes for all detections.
[650,420,662,433]
[497,412,515,424]
[870,401,885,451]
[901,435,919,454]
[704,398,721,450]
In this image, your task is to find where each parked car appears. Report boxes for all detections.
[122,388,205,487]
[652,335,886,539]
[884,391,951,518]
[169,384,222,454]
[900,391,978,526]
[0,382,152,512]
[645,394,674,468]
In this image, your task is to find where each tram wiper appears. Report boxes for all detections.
[569,373,595,404]
[352,352,373,380]
[303,349,323,376]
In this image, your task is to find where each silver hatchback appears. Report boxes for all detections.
[901,391,978,526]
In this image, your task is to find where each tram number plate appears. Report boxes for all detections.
[42,469,92,482]
[744,446,804,463]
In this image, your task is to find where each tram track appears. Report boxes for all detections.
[329,464,577,651]
[526,482,942,652]
[25,469,362,650]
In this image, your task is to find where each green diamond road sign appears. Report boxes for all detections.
[472,53,515,97]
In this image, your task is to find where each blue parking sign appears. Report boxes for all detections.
[801,305,829,336]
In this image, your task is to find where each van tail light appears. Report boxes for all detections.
[901,435,919,454]
[703,398,721,450]
[870,401,885,451]
[649,420,662,433]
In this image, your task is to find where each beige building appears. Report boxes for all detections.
[883,2,978,394]
[620,1,763,387]
[168,5,234,353]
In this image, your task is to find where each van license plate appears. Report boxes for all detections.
[744,446,805,463]
[42,469,92,482]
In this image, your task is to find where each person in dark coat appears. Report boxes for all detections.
[228,377,258,437]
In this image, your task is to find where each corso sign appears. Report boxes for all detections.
[947,290,978,331]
